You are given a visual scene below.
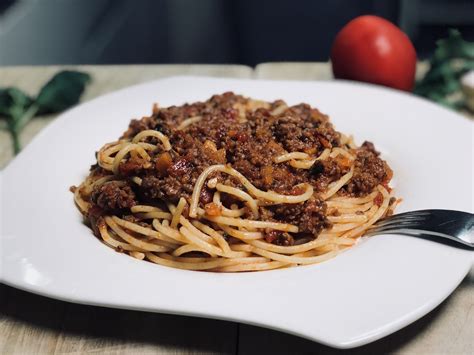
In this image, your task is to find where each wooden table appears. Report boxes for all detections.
[1,64,473,354]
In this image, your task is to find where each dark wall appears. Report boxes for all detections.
[99,0,400,65]
[0,0,472,65]
[228,0,399,65]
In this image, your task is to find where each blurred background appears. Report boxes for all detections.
[1,0,473,66]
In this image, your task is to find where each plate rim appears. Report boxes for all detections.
[1,75,473,349]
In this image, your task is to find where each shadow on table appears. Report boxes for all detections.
[1,275,472,354]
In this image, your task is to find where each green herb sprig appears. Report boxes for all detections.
[0,70,91,154]
[415,29,474,109]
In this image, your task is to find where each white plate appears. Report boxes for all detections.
[1,76,472,349]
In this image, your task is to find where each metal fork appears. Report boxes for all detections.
[366,209,474,248]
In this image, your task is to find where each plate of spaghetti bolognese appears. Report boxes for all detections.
[1,76,472,348]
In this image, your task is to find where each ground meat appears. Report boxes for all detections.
[140,175,187,203]
[86,92,393,238]
[309,158,348,192]
[87,205,104,237]
[343,147,391,196]
[265,198,331,235]
[116,94,346,200]
[199,187,213,204]
[89,164,110,178]
[276,233,295,246]
[168,158,193,177]
[91,181,137,211]
[119,156,150,176]
[271,105,340,154]
[360,141,380,155]
[121,116,158,139]
[264,230,295,246]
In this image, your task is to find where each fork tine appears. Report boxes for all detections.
[385,211,430,219]
[369,216,432,232]
[397,210,430,217]
[365,227,395,236]
[375,218,424,228]
[376,210,430,222]
[367,224,424,236]
[370,222,422,234]
[374,214,427,228]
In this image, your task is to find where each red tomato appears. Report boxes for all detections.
[331,15,417,91]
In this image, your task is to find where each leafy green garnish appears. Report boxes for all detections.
[0,88,33,118]
[0,70,91,154]
[36,71,92,114]
[414,29,474,109]
[0,88,34,154]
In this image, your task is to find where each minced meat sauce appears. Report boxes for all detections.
[88,92,392,245]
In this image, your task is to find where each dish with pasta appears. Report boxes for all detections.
[72,92,399,272]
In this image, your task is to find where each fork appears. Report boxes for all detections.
[366,209,474,248]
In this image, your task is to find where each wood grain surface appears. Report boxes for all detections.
[1,64,472,354]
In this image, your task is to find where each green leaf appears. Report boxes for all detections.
[0,87,33,119]
[433,29,474,63]
[0,88,33,153]
[0,70,91,155]
[414,29,474,109]
[35,70,91,114]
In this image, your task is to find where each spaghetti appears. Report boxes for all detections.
[72,92,398,272]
